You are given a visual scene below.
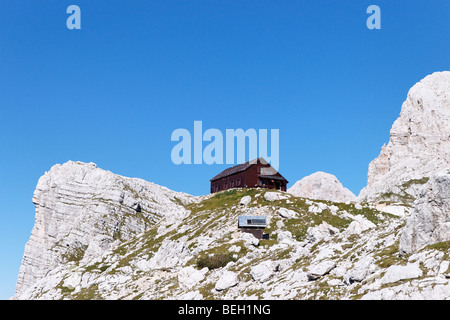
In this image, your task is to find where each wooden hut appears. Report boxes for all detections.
[210,157,288,193]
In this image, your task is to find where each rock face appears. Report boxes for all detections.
[14,180,450,300]
[15,161,193,297]
[359,71,450,203]
[287,171,356,203]
[399,173,450,254]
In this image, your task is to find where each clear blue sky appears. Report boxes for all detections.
[0,1,449,299]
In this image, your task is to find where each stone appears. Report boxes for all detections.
[288,171,356,203]
[278,208,298,219]
[63,273,82,290]
[277,230,296,246]
[399,173,450,254]
[307,260,336,280]
[380,205,409,217]
[179,290,203,300]
[15,161,193,297]
[380,263,423,284]
[250,261,279,283]
[178,266,207,289]
[344,215,376,236]
[147,239,191,269]
[264,192,289,202]
[239,195,251,206]
[345,256,375,284]
[306,222,339,243]
[240,232,259,247]
[215,271,238,291]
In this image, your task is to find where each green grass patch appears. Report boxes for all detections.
[374,242,408,268]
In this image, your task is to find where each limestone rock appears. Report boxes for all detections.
[288,172,356,203]
[14,155,450,300]
[380,263,423,284]
[277,230,296,245]
[345,256,375,284]
[359,71,450,203]
[215,271,238,291]
[264,192,289,202]
[344,215,376,236]
[277,208,298,219]
[250,261,279,283]
[239,195,251,206]
[307,260,336,280]
[307,221,339,243]
[240,232,259,247]
[178,266,207,289]
[15,161,193,297]
[147,239,191,270]
[399,173,450,254]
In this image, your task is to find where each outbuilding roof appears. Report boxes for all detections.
[238,216,267,228]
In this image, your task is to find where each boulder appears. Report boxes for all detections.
[250,261,279,283]
[380,263,423,284]
[277,230,296,246]
[178,266,207,289]
[239,195,252,206]
[147,239,191,269]
[240,232,259,247]
[264,192,289,202]
[215,271,238,291]
[345,256,375,284]
[307,222,339,243]
[278,207,298,219]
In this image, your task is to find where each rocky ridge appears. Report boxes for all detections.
[13,162,450,300]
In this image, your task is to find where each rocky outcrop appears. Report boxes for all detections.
[359,71,450,203]
[287,172,356,203]
[14,184,450,300]
[215,271,238,291]
[399,173,450,254]
[15,161,193,297]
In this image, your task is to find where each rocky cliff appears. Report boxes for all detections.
[359,71,450,204]
[13,163,450,300]
[15,161,194,297]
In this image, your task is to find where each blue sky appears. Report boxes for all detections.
[0,1,449,299]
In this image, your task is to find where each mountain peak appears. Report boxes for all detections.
[288,171,356,203]
[359,71,450,203]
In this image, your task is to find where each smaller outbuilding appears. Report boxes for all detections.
[238,216,267,240]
